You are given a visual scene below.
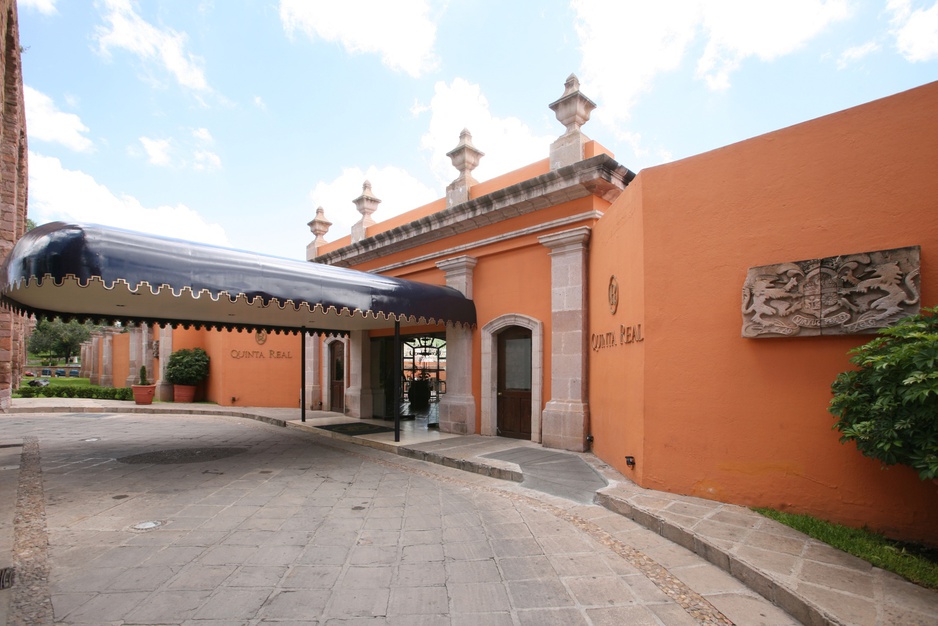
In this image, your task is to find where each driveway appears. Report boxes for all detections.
[1,411,797,625]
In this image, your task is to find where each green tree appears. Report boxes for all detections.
[28,318,93,363]
[829,307,938,480]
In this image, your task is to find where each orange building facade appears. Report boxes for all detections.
[85,78,938,543]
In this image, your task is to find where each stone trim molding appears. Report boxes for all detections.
[481,314,544,442]
[316,155,634,268]
[372,210,604,274]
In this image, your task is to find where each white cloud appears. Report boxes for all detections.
[309,166,438,240]
[24,86,94,153]
[20,0,58,15]
[278,0,439,77]
[572,0,850,139]
[253,95,267,110]
[695,0,851,90]
[94,0,209,92]
[139,136,172,166]
[888,0,938,62]
[837,41,881,68]
[193,150,221,171]
[418,78,553,187]
[27,151,230,246]
[192,127,213,143]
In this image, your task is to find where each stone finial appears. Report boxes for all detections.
[351,180,381,244]
[548,74,597,170]
[445,129,485,207]
[306,206,332,261]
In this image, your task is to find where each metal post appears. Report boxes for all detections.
[393,320,401,442]
[301,327,306,422]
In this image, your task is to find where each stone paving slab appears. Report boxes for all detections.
[8,399,938,625]
[1,408,798,625]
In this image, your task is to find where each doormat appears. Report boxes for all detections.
[316,422,396,436]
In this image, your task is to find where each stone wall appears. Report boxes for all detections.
[0,0,28,411]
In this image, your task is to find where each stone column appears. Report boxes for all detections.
[435,256,477,434]
[79,341,92,378]
[100,328,116,387]
[89,332,101,385]
[305,333,322,410]
[125,324,142,387]
[157,325,173,401]
[538,227,590,451]
[345,330,373,418]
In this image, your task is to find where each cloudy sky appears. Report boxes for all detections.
[19,0,938,259]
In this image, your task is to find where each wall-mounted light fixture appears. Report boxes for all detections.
[625,456,636,468]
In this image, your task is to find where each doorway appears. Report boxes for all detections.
[330,341,345,412]
[497,326,532,439]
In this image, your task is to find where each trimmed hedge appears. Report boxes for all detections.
[17,385,135,401]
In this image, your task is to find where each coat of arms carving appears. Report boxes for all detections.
[742,246,920,338]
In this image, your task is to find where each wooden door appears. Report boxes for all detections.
[497,326,532,439]
[330,342,345,412]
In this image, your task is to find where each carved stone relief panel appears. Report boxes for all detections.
[742,246,920,338]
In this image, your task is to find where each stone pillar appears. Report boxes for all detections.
[538,227,590,451]
[435,255,477,434]
[100,328,116,387]
[89,332,101,385]
[79,341,92,378]
[305,333,322,410]
[126,324,141,387]
[350,181,381,244]
[445,129,484,208]
[345,330,373,418]
[157,325,173,401]
[548,74,597,171]
[306,207,332,261]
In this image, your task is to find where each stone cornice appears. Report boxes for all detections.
[315,154,635,268]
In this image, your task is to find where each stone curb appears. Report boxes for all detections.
[593,491,840,626]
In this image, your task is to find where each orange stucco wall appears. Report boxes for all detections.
[589,81,938,542]
[170,327,303,407]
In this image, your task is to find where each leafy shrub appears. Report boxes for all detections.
[829,307,938,480]
[165,348,210,386]
[17,384,136,401]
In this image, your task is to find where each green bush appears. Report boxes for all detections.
[829,307,938,480]
[165,348,210,386]
[17,384,135,401]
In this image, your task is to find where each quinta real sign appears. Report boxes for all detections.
[592,274,645,352]
[591,324,644,352]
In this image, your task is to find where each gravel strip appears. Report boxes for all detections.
[9,436,53,626]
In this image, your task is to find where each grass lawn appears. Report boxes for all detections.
[754,508,938,590]
[25,376,91,388]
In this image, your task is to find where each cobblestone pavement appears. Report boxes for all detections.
[1,411,799,625]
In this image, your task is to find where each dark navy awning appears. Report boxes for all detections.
[0,222,476,334]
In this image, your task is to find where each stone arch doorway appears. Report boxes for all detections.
[481,314,543,442]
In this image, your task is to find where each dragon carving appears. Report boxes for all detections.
[742,246,920,338]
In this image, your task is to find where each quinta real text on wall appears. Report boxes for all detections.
[591,324,644,352]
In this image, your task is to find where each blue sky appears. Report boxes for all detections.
[19,0,938,259]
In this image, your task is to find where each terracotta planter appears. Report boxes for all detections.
[173,384,197,403]
[131,384,156,405]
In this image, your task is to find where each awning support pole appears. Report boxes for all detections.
[300,327,306,422]
[393,321,401,442]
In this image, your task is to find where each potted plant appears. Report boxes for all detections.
[131,365,156,405]
[165,348,210,403]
